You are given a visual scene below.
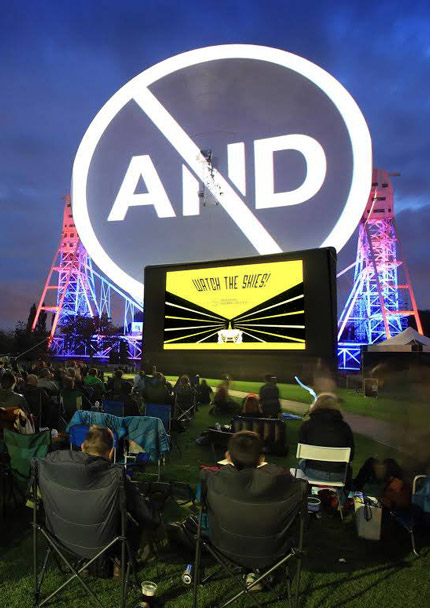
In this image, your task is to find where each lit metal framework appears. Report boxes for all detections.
[32,197,143,360]
[338,169,422,370]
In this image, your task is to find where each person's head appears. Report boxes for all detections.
[82,426,114,460]
[312,392,342,412]
[26,374,38,387]
[114,369,123,380]
[201,379,207,387]
[89,367,98,377]
[1,371,16,390]
[241,394,262,416]
[39,368,52,379]
[264,374,276,384]
[179,374,190,386]
[226,431,263,471]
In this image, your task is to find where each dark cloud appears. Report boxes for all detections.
[1,0,429,330]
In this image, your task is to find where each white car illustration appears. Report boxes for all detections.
[217,328,243,344]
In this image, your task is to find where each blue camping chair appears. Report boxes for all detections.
[103,400,125,418]
[69,424,119,463]
[144,403,172,432]
[391,475,430,556]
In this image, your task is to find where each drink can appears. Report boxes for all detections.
[181,564,193,585]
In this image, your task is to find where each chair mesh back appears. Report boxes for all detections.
[145,404,171,432]
[207,474,306,569]
[4,429,50,484]
[37,456,123,559]
[103,400,124,417]
[69,424,90,449]
[231,417,287,456]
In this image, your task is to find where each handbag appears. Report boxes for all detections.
[354,493,382,540]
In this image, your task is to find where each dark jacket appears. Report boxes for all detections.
[197,383,213,405]
[21,384,57,428]
[45,450,159,529]
[298,407,354,472]
[145,380,173,405]
[259,382,281,417]
[122,395,141,418]
[204,463,306,568]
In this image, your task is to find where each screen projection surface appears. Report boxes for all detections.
[163,259,305,350]
[143,248,337,380]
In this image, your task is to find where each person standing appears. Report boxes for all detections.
[259,375,281,418]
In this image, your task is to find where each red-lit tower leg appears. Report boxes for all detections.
[32,196,100,346]
[32,197,143,359]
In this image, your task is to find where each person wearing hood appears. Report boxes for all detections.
[297,393,354,482]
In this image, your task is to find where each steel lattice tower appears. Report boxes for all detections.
[338,169,423,369]
[32,196,143,359]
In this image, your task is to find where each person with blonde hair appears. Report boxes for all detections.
[297,392,354,482]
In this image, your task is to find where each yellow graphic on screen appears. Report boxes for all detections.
[163,259,305,351]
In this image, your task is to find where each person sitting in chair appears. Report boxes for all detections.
[297,393,354,482]
[210,382,237,416]
[46,426,160,542]
[239,394,263,418]
[202,431,306,574]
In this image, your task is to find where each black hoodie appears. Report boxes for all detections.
[298,408,354,472]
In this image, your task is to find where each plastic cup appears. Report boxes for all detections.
[141,581,157,603]
[307,497,321,513]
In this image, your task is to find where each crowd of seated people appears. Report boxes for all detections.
[2,356,423,596]
[0,359,145,433]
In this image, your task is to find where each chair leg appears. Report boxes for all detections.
[120,537,126,608]
[337,490,344,522]
[193,528,202,608]
[410,529,419,557]
[204,544,263,608]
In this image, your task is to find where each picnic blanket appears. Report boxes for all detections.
[66,411,169,463]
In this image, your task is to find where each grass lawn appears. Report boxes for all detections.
[162,376,430,430]
[0,401,429,608]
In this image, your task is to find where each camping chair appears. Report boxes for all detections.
[144,403,183,458]
[294,443,351,520]
[3,428,50,494]
[145,403,172,432]
[232,417,288,456]
[31,456,135,608]
[69,424,119,463]
[391,475,430,556]
[103,400,125,418]
[60,390,83,422]
[174,392,196,424]
[122,416,170,480]
[192,478,307,608]
[207,428,234,464]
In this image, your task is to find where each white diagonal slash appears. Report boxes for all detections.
[132,87,282,255]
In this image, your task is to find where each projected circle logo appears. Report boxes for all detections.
[72,44,372,303]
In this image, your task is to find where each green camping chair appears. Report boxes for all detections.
[3,429,51,493]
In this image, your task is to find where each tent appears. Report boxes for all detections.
[368,327,430,352]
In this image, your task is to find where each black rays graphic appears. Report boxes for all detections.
[231,282,305,344]
[164,282,305,345]
[164,292,227,344]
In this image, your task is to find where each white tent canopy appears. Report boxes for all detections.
[368,327,430,352]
